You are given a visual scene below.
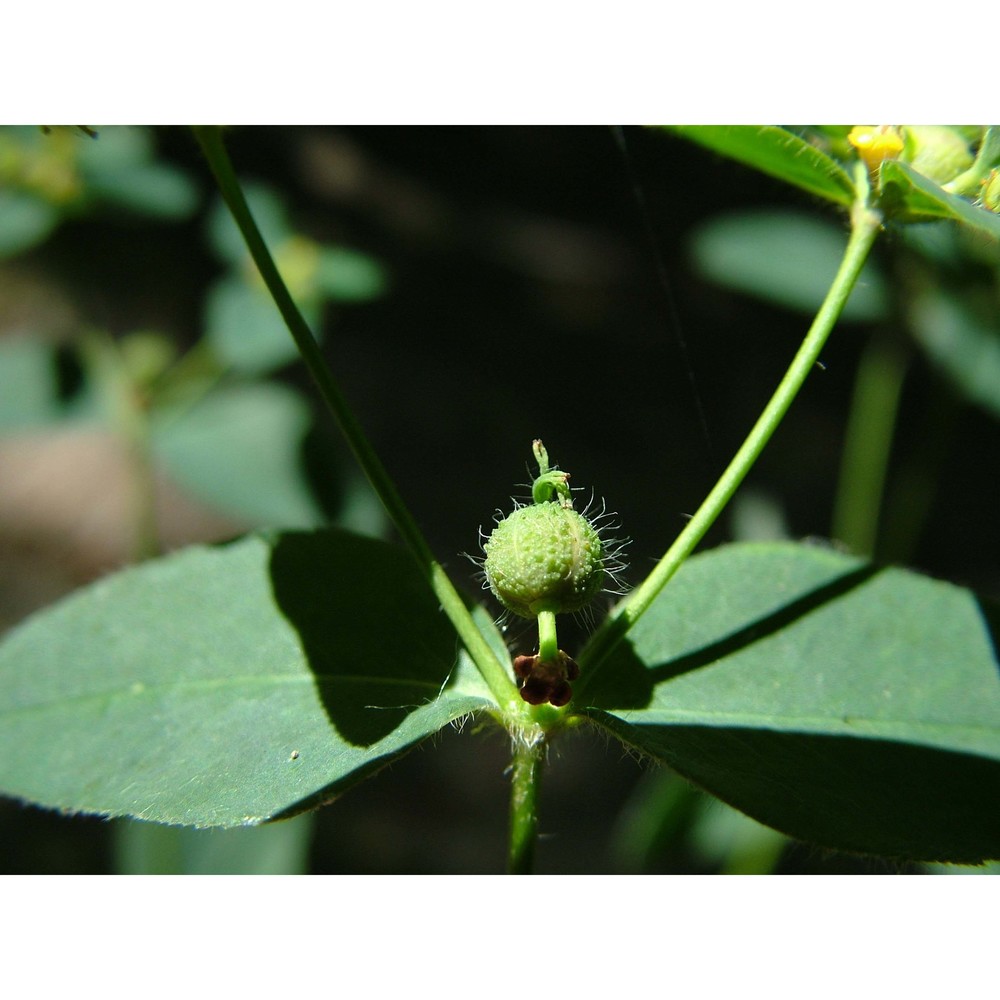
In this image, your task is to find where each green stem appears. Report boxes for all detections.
[537,609,559,662]
[577,171,883,686]
[507,736,545,874]
[192,127,520,713]
[831,335,909,557]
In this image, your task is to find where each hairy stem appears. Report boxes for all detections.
[192,127,520,713]
[507,736,545,874]
[577,169,883,687]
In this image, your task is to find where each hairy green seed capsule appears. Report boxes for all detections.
[483,502,604,618]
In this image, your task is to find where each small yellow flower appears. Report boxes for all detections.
[848,126,904,171]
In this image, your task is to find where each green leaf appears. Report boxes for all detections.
[0,339,95,427]
[0,190,59,257]
[907,290,1000,418]
[76,125,153,171]
[0,340,66,427]
[880,160,1000,240]
[0,530,496,827]
[689,209,888,321]
[72,125,199,219]
[582,542,1000,863]
[153,382,325,528]
[666,126,856,207]
[204,275,319,373]
[315,245,387,302]
[87,163,199,219]
[207,183,291,266]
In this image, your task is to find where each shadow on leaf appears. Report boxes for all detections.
[268,530,458,747]
[581,563,880,711]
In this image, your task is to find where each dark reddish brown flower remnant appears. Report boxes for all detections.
[512,650,581,707]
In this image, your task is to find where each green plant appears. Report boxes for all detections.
[0,125,998,874]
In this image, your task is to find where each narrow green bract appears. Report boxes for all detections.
[483,503,604,618]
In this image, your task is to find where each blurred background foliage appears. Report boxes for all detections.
[1,126,997,873]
